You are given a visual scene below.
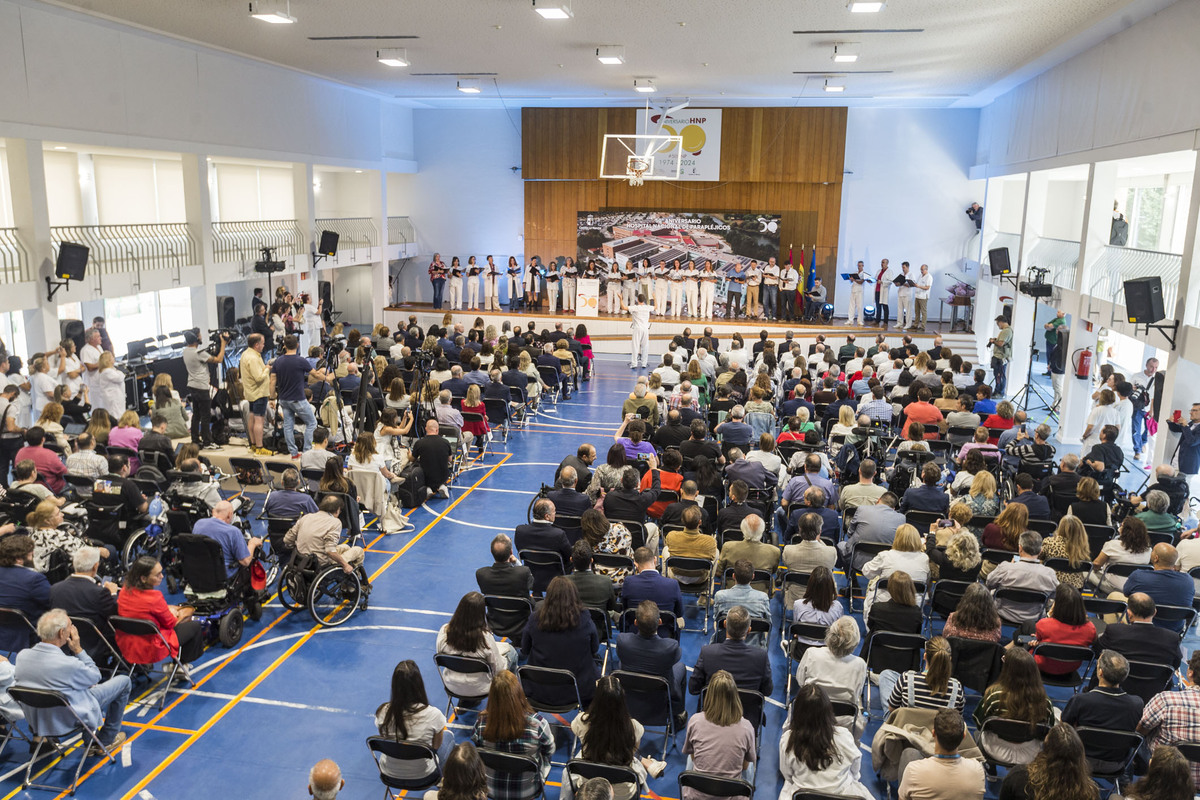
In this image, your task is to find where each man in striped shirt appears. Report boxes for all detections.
[859,385,894,423]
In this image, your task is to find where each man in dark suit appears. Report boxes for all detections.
[621,547,683,620]
[688,606,772,696]
[1007,473,1052,519]
[659,480,713,536]
[1094,593,1183,680]
[547,467,591,525]
[513,498,573,593]
[898,463,950,515]
[556,444,596,495]
[678,420,722,466]
[616,599,686,719]
[651,410,691,451]
[1062,650,1144,764]
[0,534,51,654]
[439,365,470,398]
[475,534,533,597]
[501,356,530,405]
[603,467,661,549]
[566,541,616,614]
[716,480,762,537]
[47,545,119,663]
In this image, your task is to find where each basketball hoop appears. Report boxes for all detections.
[627,156,651,187]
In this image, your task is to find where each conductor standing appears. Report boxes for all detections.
[619,293,653,371]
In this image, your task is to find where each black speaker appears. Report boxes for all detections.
[1123,276,1165,324]
[318,230,339,257]
[319,280,332,306]
[59,319,84,351]
[215,296,236,329]
[988,247,1011,276]
[56,242,89,281]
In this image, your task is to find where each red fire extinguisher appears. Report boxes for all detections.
[1073,347,1093,379]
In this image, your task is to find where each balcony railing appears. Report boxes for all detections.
[0,228,30,284]
[388,216,415,246]
[211,219,305,263]
[1091,245,1182,318]
[1027,236,1080,290]
[315,217,378,251]
[49,223,198,275]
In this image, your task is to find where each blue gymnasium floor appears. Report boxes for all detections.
[0,353,1194,800]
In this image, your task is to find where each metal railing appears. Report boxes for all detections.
[1091,245,1182,318]
[0,228,30,284]
[387,216,414,246]
[315,217,378,251]
[211,219,305,263]
[1026,236,1080,290]
[49,223,198,275]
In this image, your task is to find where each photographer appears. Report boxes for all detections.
[987,315,1012,398]
[182,329,227,450]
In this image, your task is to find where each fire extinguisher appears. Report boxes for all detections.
[1073,347,1093,379]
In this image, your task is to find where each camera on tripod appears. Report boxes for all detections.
[326,334,347,356]
[206,328,232,356]
[1018,266,1053,298]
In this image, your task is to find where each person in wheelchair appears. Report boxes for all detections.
[26,499,116,573]
[283,495,371,593]
[193,501,264,620]
[84,454,149,549]
[168,458,222,510]
[262,469,318,518]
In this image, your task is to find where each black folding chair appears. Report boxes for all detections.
[977,717,1051,774]
[784,622,830,702]
[0,607,38,657]
[1074,727,1142,791]
[69,616,129,680]
[619,608,680,641]
[947,636,1004,695]
[664,556,715,633]
[517,665,582,764]
[478,749,545,800]
[433,653,493,718]
[108,615,191,708]
[1043,558,1092,587]
[678,770,754,798]
[611,670,679,759]
[483,594,533,639]
[365,737,442,799]
[563,761,640,799]
[1030,642,1095,692]
[8,686,118,794]
[992,587,1051,627]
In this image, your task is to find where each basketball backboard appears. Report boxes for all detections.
[600,133,683,185]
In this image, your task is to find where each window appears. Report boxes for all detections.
[102,288,192,357]
[57,302,82,322]
[0,311,26,365]
[157,287,193,336]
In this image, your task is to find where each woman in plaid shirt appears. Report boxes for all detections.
[472,671,554,800]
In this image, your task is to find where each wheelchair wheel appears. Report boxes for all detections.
[260,550,280,590]
[122,528,162,571]
[307,566,361,627]
[277,567,307,611]
[218,610,244,647]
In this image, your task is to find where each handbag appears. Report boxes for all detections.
[381,496,409,534]
[1146,415,1159,436]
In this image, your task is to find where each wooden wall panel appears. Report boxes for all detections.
[523,107,848,289]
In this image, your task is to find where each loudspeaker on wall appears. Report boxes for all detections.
[1123,276,1165,324]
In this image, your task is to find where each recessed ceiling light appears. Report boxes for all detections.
[457,78,481,94]
[824,79,845,92]
[377,48,409,67]
[633,79,656,93]
[832,44,859,63]
[596,46,625,65]
[355,169,363,174]
[248,1,296,24]
[847,1,884,12]
[53,146,68,151]
[532,0,572,20]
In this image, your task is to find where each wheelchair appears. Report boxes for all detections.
[276,551,369,627]
[173,533,257,647]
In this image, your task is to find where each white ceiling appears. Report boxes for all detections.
[45,0,1162,108]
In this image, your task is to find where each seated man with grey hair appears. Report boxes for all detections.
[715,514,779,595]
[48,546,120,663]
[308,758,344,800]
[1041,452,1082,507]
[434,389,473,447]
[13,608,132,755]
[688,605,772,696]
[1005,422,1056,479]
[1134,464,1191,517]
[984,531,1059,625]
[1134,489,1182,535]
[263,468,319,517]
[621,383,657,424]
[577,777,615,800]
[1062,649,1144,768]
[714,406,754,451]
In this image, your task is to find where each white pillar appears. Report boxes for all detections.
[182,153,217,332]
[370,170,389,328]
[1007,172,1049,401]
[6,139,59,353]
[293,163,317,304]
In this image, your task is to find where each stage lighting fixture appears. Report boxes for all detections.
[457,79,481,94]
[832,45,859,63]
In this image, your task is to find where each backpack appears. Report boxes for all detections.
[395,462,427,509]
[833,442,860,485]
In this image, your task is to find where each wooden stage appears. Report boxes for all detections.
[382,303,978,356]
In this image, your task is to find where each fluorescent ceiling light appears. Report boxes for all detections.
[832,45,859,63]
[824,80,845,92]
[377,48,409,67]
[249,1,296,23]
[457,78,481,94]
[53,146,68,151]
[847,1,884,12]
[533,1,572,19]
[596,46,625,65]
[633,79,656,93]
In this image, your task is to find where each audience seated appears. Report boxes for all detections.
[374,659,454,779]
[263,468,320,517]
[520,577,598,706]
[437,591,518,695]
[566,541,617,614]
[1062,650,1144,767]
[986,531,1059,626]
[1118,543,1193,633]
[0,534,51,653]
[896,709,985,800]
[998,723,1093,800]
[795,616,866,735]
[621,548,683,621]
[681,670,757,795]
[476,534,533,598]
[615,599,686,715]
[116,556,205,670]
[514,498,574,593]
[547,466,592,523]
[471,672,554,800]
[715,514,778,595]
[48,546,119,661]
[973,647,1055,765]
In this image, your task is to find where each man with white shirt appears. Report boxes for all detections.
[779,261,800,321]
[847,260,867,327]
[762,257,780,320]
[694,348,717,382]
[78,328,104,393]
[619,293,653,370]
[874,258,892,329]
[1131,358,1159,460]
[653,353,681,388]
[745,260,762,318]
[896,261,914,331]
[911,263,933,332]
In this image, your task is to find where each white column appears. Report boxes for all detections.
[293,163,317,303]
[182,153,217,332]
[1151,153,1200,465]
[6,139,60,353]
[1007,172,1049,401]
[369,170,388,328]
[1058,161,1119,444]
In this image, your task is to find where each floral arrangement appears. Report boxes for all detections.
[945,280,976,304]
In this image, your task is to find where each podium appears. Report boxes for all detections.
[575,278,600,317]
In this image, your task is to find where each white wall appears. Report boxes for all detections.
[43,150,82,227]
[1041,180,1086,240]
[93,155,185,225]
[213,163,296,222]
[401,109,525,303]
[836,107,983,319]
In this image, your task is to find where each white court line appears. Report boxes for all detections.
[172,687,368,717]
[188,624,442,675]
[460,461,561,472]
[422,504,510,530]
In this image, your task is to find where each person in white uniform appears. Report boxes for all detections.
[506,256,522,309]
[912,263,933,332]
[638,258,652,302]
[544,259,560,313]
[465,256,482,311]
[896,261,914,330]
[874,258,892,328]
[699,260,718,320]
[653,260,670,316]
[606,262,623,315]
[484,255,501,311]
[619,293,653,370]
[300,293,323,353]
[847,260,867,327]
[523,258,541,310]
[79,328,104,394]
[445,256,464,310]
[668,260,685,318]
[683,260,700,319]
[561,257,577,313]
[621,260,637,310]
[49,340,83,401]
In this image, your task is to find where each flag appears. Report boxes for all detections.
[806,244,818,292]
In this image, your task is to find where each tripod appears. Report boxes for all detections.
[1008,318,1056,419]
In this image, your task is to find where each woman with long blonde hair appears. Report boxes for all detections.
[1039,515,1091,587]
[682,670,756,795]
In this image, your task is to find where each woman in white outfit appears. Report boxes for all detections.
[638,257,653,302]
[447,256,464,310]
[699,260,718,319]
[777,684,872,800]
[668,260,685,318]
[561,257,577,313]
[653,260,670,316]
[466,256,482,310]
[683,260,700,319]
[506,256,522,309]
[484,255,501,311]
[1080,388,1121,451]
[302,293,323,352]
[606,263,623,315]
[93,352,128,417]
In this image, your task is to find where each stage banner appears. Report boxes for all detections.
[635,108,722,181]
[575,278,600,317]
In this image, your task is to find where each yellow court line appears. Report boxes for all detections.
[121,722,199,736]
[118,452,512,800]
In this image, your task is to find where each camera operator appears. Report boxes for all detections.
[183,329,227,451]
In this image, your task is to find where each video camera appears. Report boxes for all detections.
[206,328,233,357]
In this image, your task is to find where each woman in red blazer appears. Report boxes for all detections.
[116,556,205,667]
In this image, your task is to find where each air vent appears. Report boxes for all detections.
[308,35,419,40]
[793,70,893,74]
[793,28,923,34]
[410,72,498,77]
